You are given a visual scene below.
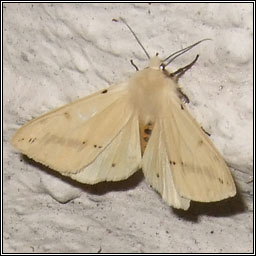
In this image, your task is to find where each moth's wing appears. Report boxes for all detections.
[142,121,190,210]
[162,96,236,202]
[11,83,138,174]
[68,114,141,184]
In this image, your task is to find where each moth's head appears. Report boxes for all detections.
[147,52,199,80]
[148,56,163,70]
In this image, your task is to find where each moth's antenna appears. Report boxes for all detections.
[119,17,150,60]
[163,39,211,67]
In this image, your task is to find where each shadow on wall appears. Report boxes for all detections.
[22,154,246,221]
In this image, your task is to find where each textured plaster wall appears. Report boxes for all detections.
[3,3,253,253]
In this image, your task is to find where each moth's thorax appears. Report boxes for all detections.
[128,66,178,125]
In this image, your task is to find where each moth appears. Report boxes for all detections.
[11,19,236,210]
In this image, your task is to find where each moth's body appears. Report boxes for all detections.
[128,57,179,153]
[11,56,236,210]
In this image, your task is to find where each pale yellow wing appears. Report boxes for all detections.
[11,84,134,174]
[68,114,141,184]
[162,96,236,202]
[142,121,190,210]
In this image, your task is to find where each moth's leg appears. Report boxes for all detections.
[171,54,200,103]
[170,54,199,82]
[130,59,139,71]
[201,126,211,136]
[177,87,190,103]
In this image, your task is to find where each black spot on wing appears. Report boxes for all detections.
[198,139,204,146]
[101,89,108,94]
[64,112,71,119]
[144,128,152,135]
[28,137,37,143]
[218,178,224,184]
[169,161,176,165]
[143,137,149,142]
[93,144,102,149]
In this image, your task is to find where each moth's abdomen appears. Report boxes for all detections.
[139,120,154,155]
